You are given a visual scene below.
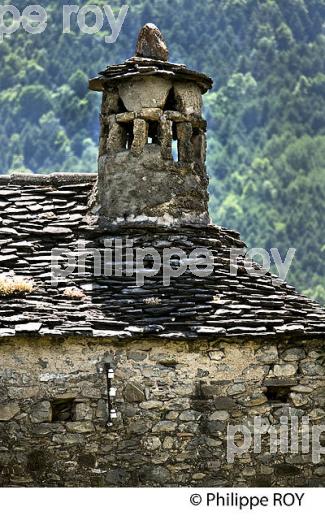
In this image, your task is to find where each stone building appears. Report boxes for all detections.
[0,25,324,487]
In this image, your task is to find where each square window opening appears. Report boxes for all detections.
[51,398,76,422]
[265,386,291,404]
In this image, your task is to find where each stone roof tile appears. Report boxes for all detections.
[0,173,325,339]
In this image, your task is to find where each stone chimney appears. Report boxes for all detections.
[89,24,213,226]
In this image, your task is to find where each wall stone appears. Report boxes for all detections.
[118,77,172,112]
[0,336,324,487]
[174,82,203,115]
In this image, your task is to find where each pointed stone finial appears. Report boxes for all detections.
[135,23,169,62]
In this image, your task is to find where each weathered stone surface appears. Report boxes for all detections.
[0,337,324,487]
[178,421,199,434]
[102,88,120,114]
[162,436,174,449]
[32,423,65,436]
[314,466,325,476]
[118,77,172,112]
[140,400,161,410]
[42,226,72,235]
[98,135,107,157]
[165,411,179,420]
[246,395,268,407]
[66,421,94,433]
[143,436,161,451]
[290,392,309,407]
[256,344,278,363]
[163,110,186,122]
[30,401,52,423]
[174,81,203,115]
[275,464,300,477]
[8,387,38,399]
[300,361,323,376]
[159,117,173,160]
[0,403,20,421]
[52,433,84,445]
[152,421,177,433]
[282,348,306,361]
[127,351,147,362]
[128,419,152,435]
[123,382,145,402]
[107,122,127,154]
[140,465,171,485]
[137,108,163,121]
[206,420,227,434]
[290,385,313,393]
[208,350,225,361]
[121,403,137,418]
[209,410,229,421]
[179,410,201,421]
[131,118,148,156]
[273,364,297,377]
[96,147,209,225]
[177,122,193,163]
[213,397,236,410]
[227,383,246,396]
[75,402,93,421]
[136,23,169,61]
[116,112,135,124]
[192,129,206,163]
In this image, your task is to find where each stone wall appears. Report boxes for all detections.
[0,336,324,487]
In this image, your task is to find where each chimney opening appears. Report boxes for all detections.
[117,97,128,114]
[164,87,177,111]
[172,122,179,162]
[147,121,159,144]
[119,121,134,149]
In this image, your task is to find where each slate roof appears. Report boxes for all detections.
[1,173,325,339]
[89,56,213,93]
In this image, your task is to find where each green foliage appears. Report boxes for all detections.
[0,0,324,303]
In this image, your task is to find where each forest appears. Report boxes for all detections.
[0,0,324,303]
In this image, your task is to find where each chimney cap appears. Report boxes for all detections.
[135,23,169,62]
[88,23,213,93]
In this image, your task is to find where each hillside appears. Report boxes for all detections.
[0,0,324,302]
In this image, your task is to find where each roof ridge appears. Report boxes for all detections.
[0,172,97,187]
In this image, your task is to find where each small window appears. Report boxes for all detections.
[51,398,76,422]
[265,386,291,404]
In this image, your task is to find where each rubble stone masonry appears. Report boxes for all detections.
[0,336,324,487]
